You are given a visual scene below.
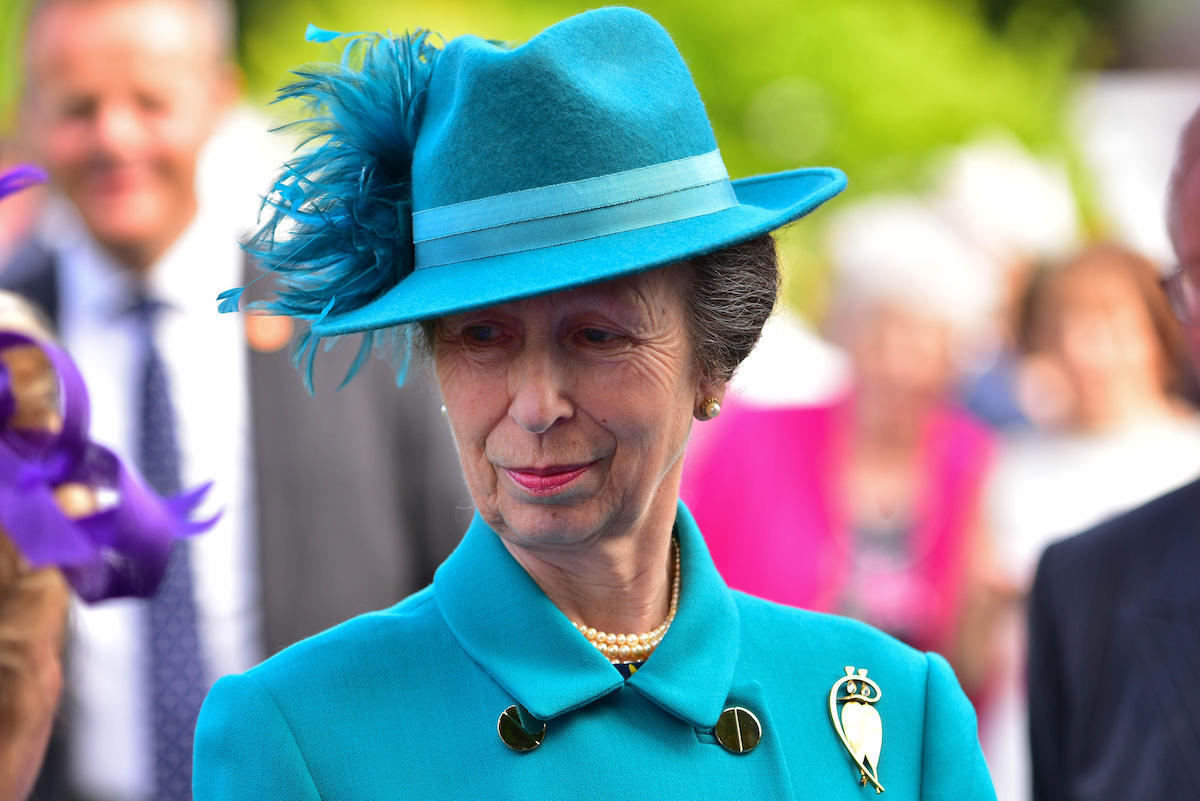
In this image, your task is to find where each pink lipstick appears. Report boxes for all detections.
[502,463,592,495]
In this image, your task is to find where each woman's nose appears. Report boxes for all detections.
[508,347,573,434]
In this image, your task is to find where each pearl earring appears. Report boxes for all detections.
[700,398,721,420]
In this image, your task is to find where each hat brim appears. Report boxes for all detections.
[313,166,846,336]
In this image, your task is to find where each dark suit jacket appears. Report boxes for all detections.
[2,240,471,799]
[1028,476,1200,801]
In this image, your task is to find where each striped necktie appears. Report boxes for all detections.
[131,297,207,801]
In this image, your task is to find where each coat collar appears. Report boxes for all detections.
[433,501,741,728]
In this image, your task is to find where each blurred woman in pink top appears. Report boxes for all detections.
[683,197,1003,691]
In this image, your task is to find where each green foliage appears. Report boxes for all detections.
[242,0,1082,185]
[0,0,34,138]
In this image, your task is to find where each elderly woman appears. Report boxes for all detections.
[196,9,994,800]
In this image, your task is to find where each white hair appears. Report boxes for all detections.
[931,134,1081,268]
[825,194,1001,343]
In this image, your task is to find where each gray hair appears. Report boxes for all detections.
[684,234,779,383]
[415,234,780,385]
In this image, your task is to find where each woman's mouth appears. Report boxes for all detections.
[502,463,594,495]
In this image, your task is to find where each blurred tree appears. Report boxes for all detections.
[971,0,1143,68]
[233,0,1083,186]
[0,0,32,142]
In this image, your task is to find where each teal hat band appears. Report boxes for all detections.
[412,150,737,269]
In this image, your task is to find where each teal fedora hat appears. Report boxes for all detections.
[226,7,845,348]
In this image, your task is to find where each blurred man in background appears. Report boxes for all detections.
[1027,106,1200,801]
[3,1,466,799]
[0,532,67,801]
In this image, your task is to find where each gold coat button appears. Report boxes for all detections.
[714,706,762,754]
[497,704,546,752]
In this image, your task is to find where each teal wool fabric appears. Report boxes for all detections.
[301,7,846,337]
[193,503,995,800]
[218,7,846,393]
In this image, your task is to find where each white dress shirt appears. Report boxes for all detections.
[47,203,262,801]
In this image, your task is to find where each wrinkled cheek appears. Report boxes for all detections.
[432,354,478,407]
[625,421,685,490]
[457,437,498,507]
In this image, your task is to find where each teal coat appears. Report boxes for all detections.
[194,503,995,800]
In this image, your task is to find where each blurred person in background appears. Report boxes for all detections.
[931,135,1082,432]
[982,241,1200,800]
[0,289,72,801]
[990,241,1199,576]
[1025,107,1200,801]
[715,307,851,409]
[0,281,215,801]
[0,527,68,801]
[683,196,1005,696]
[2,1,466,800]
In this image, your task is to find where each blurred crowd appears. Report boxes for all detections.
[1,1,1197,801]
[685,127,1200,801]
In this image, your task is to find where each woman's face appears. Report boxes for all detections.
[845,302,954,418]
[1046,265,1164,395]
[433,264,707,552]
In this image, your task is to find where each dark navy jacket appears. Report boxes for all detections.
[1028,477,1200,801]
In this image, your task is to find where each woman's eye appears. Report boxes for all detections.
[463,325,500,343]
[577,328,621,345]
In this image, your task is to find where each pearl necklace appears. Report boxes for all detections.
[572,539,681,664]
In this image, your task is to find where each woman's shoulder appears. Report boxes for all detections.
[194,586,468,801]
[233,585,449,695]
[734,592,921,652]
[729,592,936,695]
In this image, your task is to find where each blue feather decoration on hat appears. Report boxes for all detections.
[222,29,441,392]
